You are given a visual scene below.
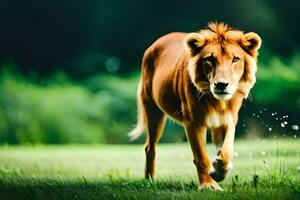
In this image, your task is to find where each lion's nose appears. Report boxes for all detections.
[214,82,228,91]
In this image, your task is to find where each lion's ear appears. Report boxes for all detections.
[184,33,206,56]
[241,32,262,57]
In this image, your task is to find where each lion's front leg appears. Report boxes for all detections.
[185,124,223,191]
[210,124,235,182]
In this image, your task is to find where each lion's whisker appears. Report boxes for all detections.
[195,88,210,101]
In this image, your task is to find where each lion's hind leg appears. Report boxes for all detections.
[143,99,167,179]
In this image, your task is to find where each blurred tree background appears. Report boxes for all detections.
[0,0,299,144]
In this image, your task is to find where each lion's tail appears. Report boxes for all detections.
[128,79,145,141]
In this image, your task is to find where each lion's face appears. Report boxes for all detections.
[198,43,246,100]
[184,23,261,100]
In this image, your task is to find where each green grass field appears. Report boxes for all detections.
[0,138,299,200]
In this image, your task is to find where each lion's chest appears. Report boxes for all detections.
[205,111,233,128]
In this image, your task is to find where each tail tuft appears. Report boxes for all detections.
[128,123,144,141]
[128,79,145,141]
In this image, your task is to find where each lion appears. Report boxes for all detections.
[129,22,261,191]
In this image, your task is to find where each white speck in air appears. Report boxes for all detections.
[292,125,299,131]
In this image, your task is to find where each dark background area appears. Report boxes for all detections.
[0,0,299,76]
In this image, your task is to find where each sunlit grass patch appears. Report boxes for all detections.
[0,138,299,199]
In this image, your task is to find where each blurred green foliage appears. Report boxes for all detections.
[254,55,300,108]
[0,68,139,144]
[0,53,299,144]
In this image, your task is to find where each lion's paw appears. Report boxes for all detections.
[209,156,233,182]
[198,180,224,191]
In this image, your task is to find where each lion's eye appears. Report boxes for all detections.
[232,57,240,63]
[204,56,215,64]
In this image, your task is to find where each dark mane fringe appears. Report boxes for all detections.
[207,22,234,35]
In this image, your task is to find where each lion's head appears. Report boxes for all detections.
[184,22,261,100]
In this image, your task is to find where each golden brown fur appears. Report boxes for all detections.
[129,22,261,191]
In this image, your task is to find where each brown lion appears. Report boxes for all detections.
[129,22,261,191]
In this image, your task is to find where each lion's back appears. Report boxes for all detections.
[141,32,188,80]
[148,32,187,62]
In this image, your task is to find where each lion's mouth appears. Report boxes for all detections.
[214,91,230,95]
[210,84,235,100]
[212,90,233,100]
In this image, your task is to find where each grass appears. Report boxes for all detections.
[0,138,299,200]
